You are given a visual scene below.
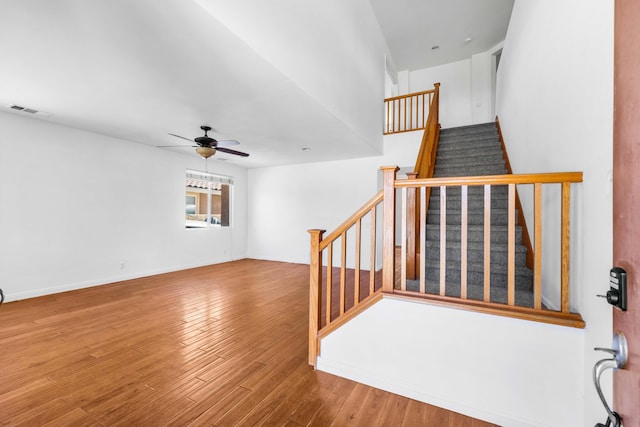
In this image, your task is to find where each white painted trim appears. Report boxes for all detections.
[4,258,233,303]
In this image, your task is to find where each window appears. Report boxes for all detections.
[185,170,232,228]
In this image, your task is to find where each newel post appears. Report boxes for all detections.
[381,166,399,293]
[307,229,325,367]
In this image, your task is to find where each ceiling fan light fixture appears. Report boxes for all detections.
[195,146,216,159]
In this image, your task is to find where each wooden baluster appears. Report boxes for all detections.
[534,183,542,309]
[483,185,491,302]
[401,187,407,290]
[370,206,376,295]
[326,242,333,325]
[354,219,361,306]
[382,166,399,293]
[561,182,571,313]
[440,186,447,296]
[340,232,347,315]
[307,229,325,366]
[408,94,413,130]
[419,186,426,293]
[394,98,398,132]
[404,97,407,131]
[386,100,390,134]
[508,184,516,306]
[461,185,468,299]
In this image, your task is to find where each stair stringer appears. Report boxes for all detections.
[316,295,585,427]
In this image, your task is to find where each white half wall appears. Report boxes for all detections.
[495,0,614,424]
[317,297,586,427]
[0,111,248,302]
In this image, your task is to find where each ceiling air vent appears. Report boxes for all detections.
[9,104,52,117]
[11,105,37,113]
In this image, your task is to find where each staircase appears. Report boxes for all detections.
[408,122,535,307]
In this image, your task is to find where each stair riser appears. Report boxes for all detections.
[431,186,512,198]
[405,281,536,307]
[440,127,498,139]
[428,199,509,211]
[436,156,505,167]
[426,210,516,226]
[434,166,508,176]
[424,267,532,289]
[426,227,524,244]
[422,247,528,266]
[437,140,501,152]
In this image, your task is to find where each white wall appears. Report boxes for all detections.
[247,131,422,264]
[407,54,498,128]
[496,0,614,424]
[318,297,585,427]
[0,112,248,302]
[409,59,473,128]
[471,50,497,123]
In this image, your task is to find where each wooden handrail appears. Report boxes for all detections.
[394,172,583,187]
[384,90,433,103]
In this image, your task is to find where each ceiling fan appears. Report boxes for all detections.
[160,125,249,159]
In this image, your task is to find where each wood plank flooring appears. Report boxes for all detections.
[0,259,496,426]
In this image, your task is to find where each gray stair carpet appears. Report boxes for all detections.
[407,122,536,308]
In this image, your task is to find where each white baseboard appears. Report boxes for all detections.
[4,258,235,303]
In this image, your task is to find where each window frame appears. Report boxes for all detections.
[185,169,233,229]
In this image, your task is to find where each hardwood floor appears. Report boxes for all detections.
[0,259,496,426]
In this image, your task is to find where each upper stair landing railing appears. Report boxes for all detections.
[384,84,439,135]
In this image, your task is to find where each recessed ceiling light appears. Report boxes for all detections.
[431,45,440,50]
[464,37,472,43]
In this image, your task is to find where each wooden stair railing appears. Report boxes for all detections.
[308,191,384,366]
[308,166,585,367]
[384,88,436,134]
[391,169,585,328]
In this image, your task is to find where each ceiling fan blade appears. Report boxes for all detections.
[216,139,240,148]
[156,145,197,148]
[216,147,250,157]
[168,133,195,143]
